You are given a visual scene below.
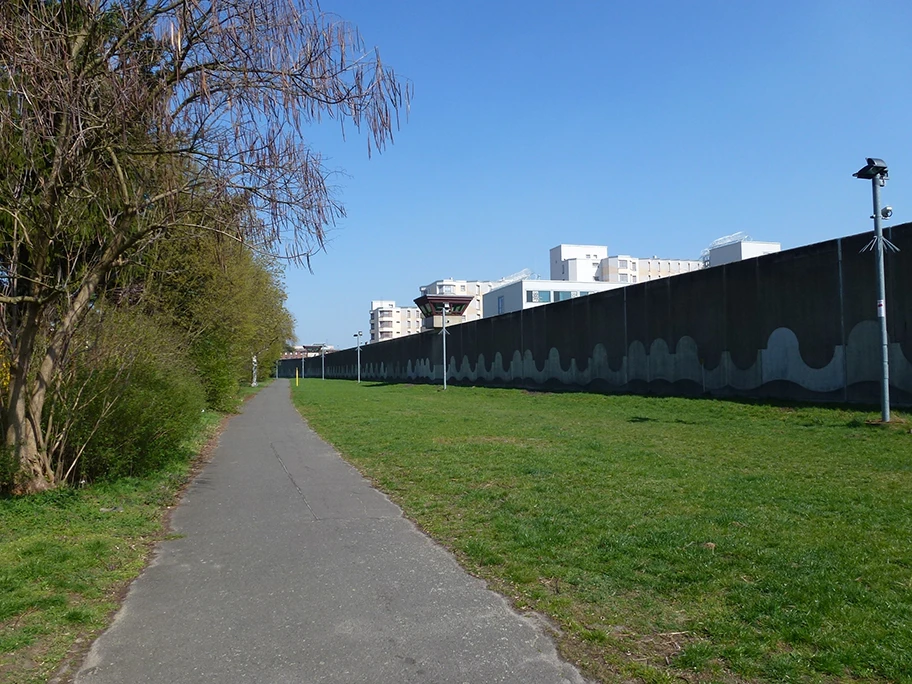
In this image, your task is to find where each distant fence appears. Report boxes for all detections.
[309,224,912,406]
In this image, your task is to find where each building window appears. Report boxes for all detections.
[460,284,466,292]
[497,296,504,314]
[442,285,455,294]
[526,290,552,303]
[555,291,572,301]
[619,273,629,283]
[618,259,628,269]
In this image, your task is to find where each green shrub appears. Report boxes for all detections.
[50,306,206,483]
[191,334,243,412]
[71,354,205,481]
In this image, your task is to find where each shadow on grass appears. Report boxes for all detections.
[310,377,908,430]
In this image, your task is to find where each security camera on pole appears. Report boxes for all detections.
[853,157,899,422]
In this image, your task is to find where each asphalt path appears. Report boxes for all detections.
[75,379,588,684]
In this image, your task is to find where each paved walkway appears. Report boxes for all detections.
[75,380,587,684]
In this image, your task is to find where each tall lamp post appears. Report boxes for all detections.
[440,303,450,390]
[320,344,326,380]
[353,331,362,384]
[853,157,896,422]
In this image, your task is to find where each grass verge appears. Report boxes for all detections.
[292,380,912,684]
[0,409,225,684]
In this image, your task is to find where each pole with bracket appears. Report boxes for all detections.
[441,303,450,390]
[854,158,898,422]
[871,177,890,422]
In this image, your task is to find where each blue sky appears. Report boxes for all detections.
[285,0,912,350]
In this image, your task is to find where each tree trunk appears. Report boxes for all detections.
[5,267,107,494]
[7,402,51,494]
[4,309,55,494]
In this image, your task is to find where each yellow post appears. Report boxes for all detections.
[295,367,299,387]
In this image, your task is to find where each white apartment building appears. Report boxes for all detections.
[417,279,496,328]
[551,243,702,285]
[549,244,608,281]
[599,255,703,283]
[368,300,422,343]
[707,240,781,267]
[483,279,624,317]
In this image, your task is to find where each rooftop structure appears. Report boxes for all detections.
[483,279,624,317]
[707,240,781,267]
[550,244,607,281]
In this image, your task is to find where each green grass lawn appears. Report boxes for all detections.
[292,380,912,684]
[0,410,224,684]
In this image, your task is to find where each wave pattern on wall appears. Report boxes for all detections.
[317,225,912,406]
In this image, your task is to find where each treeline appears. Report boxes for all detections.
[0,1,408,493]
[1,222,294,491]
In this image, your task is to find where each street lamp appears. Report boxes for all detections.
[320,343,326,380]
[353,331,362,383]
[440,303,450,390]
[853,157,895,422]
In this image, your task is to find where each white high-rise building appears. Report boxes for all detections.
[368,300,422,344]
[551,244,702,284]
[599,255,703,283]
[549,244,608,281]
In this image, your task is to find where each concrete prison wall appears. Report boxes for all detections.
[309,224,912,406]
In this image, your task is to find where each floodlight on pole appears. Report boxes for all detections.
[353,331,362,383]
[853,157,896,422]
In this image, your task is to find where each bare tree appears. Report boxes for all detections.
[0,0,410,493]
